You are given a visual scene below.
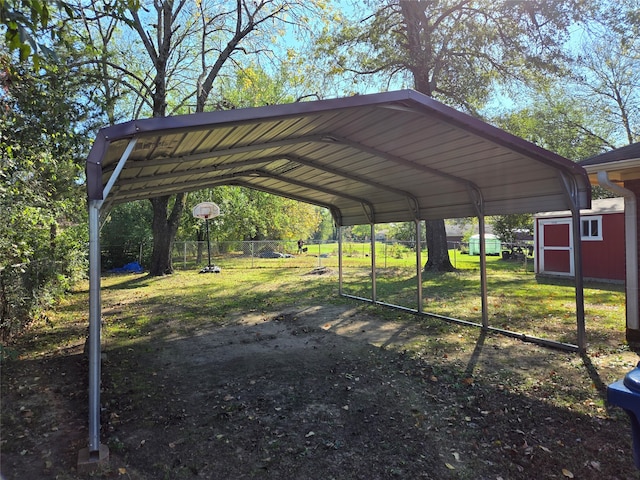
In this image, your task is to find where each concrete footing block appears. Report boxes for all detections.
[77,444,110,475]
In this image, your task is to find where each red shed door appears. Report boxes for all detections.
[539,219,574,276]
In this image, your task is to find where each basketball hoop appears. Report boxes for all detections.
[192,202,221,273]
[192,202,220,220]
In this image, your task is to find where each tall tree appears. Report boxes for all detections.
[76,0,328,275]
[317,0,592,271]
[570,3,640,146]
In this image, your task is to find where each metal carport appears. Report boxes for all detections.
[82,89,591,466]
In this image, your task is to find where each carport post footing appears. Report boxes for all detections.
[77,445,110,474]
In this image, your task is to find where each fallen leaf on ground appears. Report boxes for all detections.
[562,468,574,478]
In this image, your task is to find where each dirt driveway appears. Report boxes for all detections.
[2,303,640,479]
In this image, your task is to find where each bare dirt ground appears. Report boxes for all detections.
[3,302,640,479]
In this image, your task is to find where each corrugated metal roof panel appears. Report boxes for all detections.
[87,90,591,225]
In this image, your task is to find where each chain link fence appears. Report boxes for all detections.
[177,240,440,271]
[102,239,450,271]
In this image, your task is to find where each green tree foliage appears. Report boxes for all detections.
[386,222,425,243]
[312,208,336,242]
[489,81,616,234]
[0,52,93,338]
[493,82,614,200]
[101,201,153,269]
[570,3,640,146]
[490,214,532,244]
[0,0,75,66]
[318,0,591,108]
[349,225,372,242]
[317,0,593,272]
[493,86,611,161]
[182,186,321,243]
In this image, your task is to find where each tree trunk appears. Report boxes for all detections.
[149,193,187,276]
[424,219,455,272]
[399,2,455,273]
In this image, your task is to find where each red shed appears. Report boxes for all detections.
[535,197,625,282]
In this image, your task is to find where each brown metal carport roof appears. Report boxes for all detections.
[86,89,591,225]
[81,89,592,466]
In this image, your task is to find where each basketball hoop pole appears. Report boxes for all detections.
[205,216,212,268]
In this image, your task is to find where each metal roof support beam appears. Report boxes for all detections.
[99,139,137,208]
[116,153,420,220]
[320,135,481,192]
[477,215,489,328]
[110,177,345,224]
[113,133,472,207]
[329,206,342,230]
[115,156,281,186]
[237,170,376,221]
[110,135,321,171]
[110,169,374,218]
[229,181,345,226]
[560,172,587,352]
[283,154,420,219]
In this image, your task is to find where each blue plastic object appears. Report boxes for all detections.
[108,261,144,274]
[608,361,640,469]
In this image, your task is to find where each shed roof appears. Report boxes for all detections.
[535,197,624,218]
[580,143,640,184]
[86,90,591,226]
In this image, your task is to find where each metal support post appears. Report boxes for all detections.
[570,206,587,350]
[478,214,489,328]
[338,227,343,295]
[370,223,376,303]
[88,200,102,452]
[416,219,423,313]
[560,173,587,351]
[77,200,109,473]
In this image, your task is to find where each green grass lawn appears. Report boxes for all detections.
[334,251,625,349]
[23,251,625,360]
[95,249,627,354]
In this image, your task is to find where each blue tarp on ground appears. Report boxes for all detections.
[108,261,144,274]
